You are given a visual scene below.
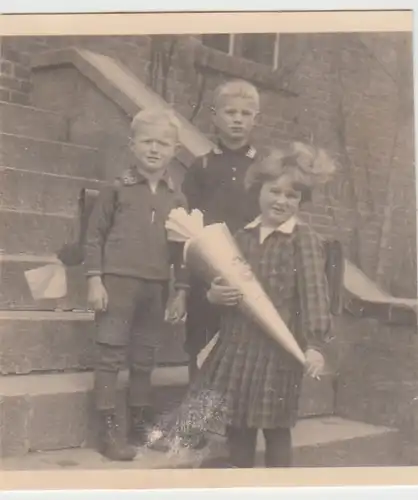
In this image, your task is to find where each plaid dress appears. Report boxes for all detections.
[183,221,332,430]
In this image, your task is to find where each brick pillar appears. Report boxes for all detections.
[0,39,32,105]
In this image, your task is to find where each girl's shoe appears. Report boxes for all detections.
[98,412,137,461]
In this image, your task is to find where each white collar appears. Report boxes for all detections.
[245,215,297,233]
[213,145,257,159]
[245,215,297,243]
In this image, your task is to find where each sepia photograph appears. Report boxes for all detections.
[0,10,417,488]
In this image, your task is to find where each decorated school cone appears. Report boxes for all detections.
[166,209,306,366]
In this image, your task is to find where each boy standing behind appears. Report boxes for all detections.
[84,109,188,461]
[177,80,261,378]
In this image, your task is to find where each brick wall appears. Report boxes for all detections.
[3,33,416,297]
[0,40,32,105]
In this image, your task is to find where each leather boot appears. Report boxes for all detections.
[98,411,136,461]
[129,406,156,447]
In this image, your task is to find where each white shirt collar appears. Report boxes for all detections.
[245,215,297,243]
[213,144,257,159]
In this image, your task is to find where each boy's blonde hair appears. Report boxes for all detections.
[130,108,182,140]
[213,79,260,111]
[245,142,336,203]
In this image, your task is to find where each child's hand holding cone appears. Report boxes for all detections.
[206,277,243,306]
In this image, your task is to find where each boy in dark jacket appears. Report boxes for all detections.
[84,109,188,461]
[178,79,261,379]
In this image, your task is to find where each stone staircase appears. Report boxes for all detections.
[0,101,104,313]
[0,97,193,459]
[0,47,416,468]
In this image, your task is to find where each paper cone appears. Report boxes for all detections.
[24,263,67,300]
[185,223,306,365]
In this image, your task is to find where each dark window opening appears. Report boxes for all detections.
[241,33,277,66]
[199,33,280,70]
[200,34,231,53]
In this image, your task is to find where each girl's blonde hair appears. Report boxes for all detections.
[213,79,260,111]
[130,108,182,140]
[245,142,336,203]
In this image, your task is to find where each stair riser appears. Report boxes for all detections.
[0,211,74,254]
[336,382,418,437]
[335,319,418,435]
[0,102,67,142]
[0,169,104,215]
[0,259,88,311]
[0,318,93,374]
[1,385,188,458]
[0,318,189,375]
[0,133,102,179]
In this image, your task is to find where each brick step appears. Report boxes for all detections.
[0,101,67,142]
[0,132,102,179]
[0,209,74,254]
[0,310,189,375]
[0,417,403,469]
[0,254,87,311]
[1,369,335,457]
[0,167,104,215]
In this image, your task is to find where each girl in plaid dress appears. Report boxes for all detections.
[161,142,336,467]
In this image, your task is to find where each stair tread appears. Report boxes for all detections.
[0,168,103,216]
[0,101,67,143]
[0,132,103,181]
[0,206,73,215]
[0,253,60,263]
[0,417,397,471]
[0,166,106,183]
[0,131,99,151]
[0,310,93,321]
[0,367,189,395]
[0,100,63,116]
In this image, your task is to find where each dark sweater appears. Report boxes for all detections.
[84,167,187,285]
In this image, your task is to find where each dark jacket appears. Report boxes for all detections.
[181,143,260,234]
[181,143,260,351]
[84,166,188,286]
